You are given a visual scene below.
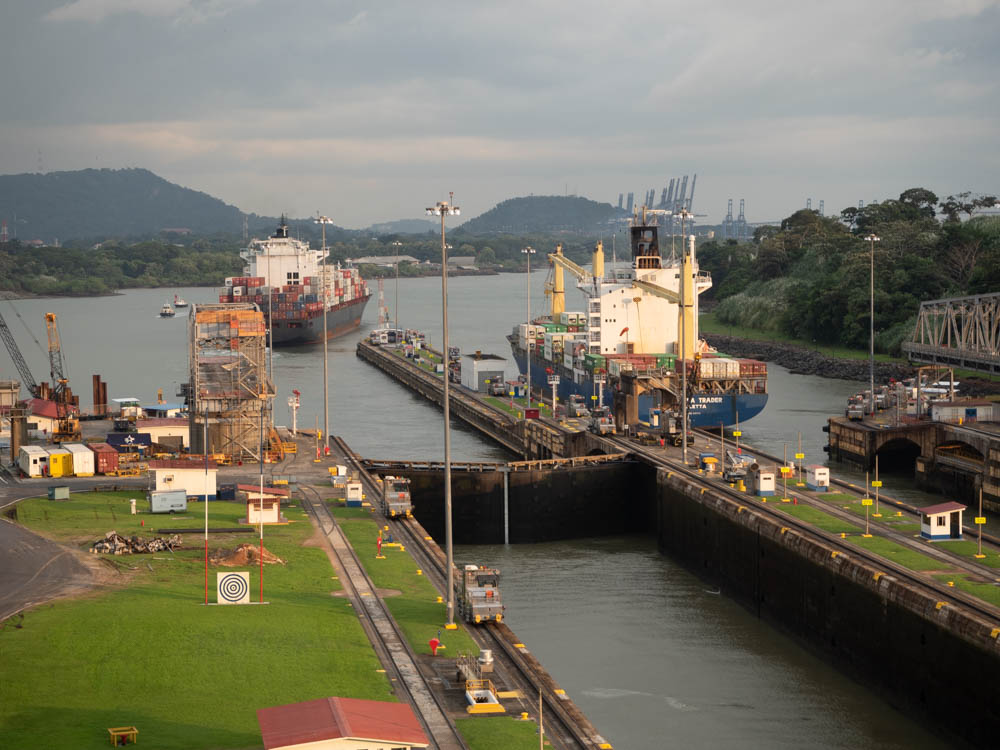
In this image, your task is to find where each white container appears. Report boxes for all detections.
[18,445,49,477]
[806,465,830,491]
[63,443,95,476]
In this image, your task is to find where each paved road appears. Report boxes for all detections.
[0,517,93,622]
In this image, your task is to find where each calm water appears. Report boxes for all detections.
[1,275,950,747]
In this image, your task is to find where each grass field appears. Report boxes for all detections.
[455,716,545,749]
[936,539,1000,569]
[2,492,391,749]
[330,506,479,657]
[933,574,1000,608]
[773,503,858,534]
[849,535,944,572]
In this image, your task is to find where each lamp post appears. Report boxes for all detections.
[522,246,536,414]
[865,233,880,417]
[315,214,334,455]
[391,240,403,331]
[678,207,692,464]
[426,197,460,629]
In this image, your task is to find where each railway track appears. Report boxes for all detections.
[275,443,466,750]
[332,436,611,750]
[608,435,1000,627]
[690,427,1000,549]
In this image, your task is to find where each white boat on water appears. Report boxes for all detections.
[173,294,189,308]
[159,303,176,318]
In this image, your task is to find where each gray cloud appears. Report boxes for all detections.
[2,0,997,227]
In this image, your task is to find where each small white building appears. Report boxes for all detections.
[18,445,49,477]
[920,501,966,541]
[240,484,289,524]
[63,443,95,476]
[747,465,776,497]
[148,459,218,499]
[461,353,506,393]
[930,400,995,424]
[806,465,830,492]
[137,417,190,450]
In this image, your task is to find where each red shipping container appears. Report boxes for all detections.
[88,443,119,474]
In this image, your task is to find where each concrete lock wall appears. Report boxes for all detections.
[655,469,1000,746]
[404,462,654,544]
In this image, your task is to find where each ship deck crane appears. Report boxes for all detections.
[0,309,39,396]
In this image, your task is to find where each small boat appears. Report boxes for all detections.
[159,303,176,318]
[173,294,189,308]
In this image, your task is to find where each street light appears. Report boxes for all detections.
[865,233,881,417]
[390,240,403,331]
[426,197,460,629]
[678,207,693,464]
[315,214,335,455]
[521,246,536,415]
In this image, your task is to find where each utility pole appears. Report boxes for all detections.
[315,214,335,456]
[522,246,536,414]
[865,233,881,417]
[426,197,460,629]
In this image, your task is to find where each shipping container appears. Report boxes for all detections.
[89,443,119,474]
[63,443,95,476]
[18,445,49,477]
[46,447,73,478]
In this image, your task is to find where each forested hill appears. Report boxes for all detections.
[0,168,249,242]
[457,195,622,235]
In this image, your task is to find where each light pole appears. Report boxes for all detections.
[522,246,536,413]
[678,207,692,464]
[390,240,403,331]
[865,233,881,417]
[426,197,460,629]
[315,214,334,455]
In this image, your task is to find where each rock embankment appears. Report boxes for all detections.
[702,334,1000,397]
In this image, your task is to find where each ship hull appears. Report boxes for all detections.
[510,342,767,428]
[269,295,371,346]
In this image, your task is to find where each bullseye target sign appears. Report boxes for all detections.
[217,572,250,605]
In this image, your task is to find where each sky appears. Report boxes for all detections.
[1,0,998,228]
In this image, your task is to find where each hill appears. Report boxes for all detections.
[367,218,437,235]
[457,195,622,236]
[0,168,251,242]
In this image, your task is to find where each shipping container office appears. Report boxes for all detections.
[88,443,119,474]
[18,445,49,477]
[45,446,73,477]
[148,460,218,500]
[63,443,95,476]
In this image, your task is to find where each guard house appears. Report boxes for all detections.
[257,696,430,750]
[920,502,966,541]
[806,465,830,492]
[148,459,218,499]
[461,352,506,393]
[747,465,776,497]
[239,484,289,524]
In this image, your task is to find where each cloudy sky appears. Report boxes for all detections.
[1,0,998,228]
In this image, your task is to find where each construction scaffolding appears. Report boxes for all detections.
[187,303,274,461]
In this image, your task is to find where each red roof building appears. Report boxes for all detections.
[257,696,429,750]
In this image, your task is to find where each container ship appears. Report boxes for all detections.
[507,209,768,428]
[217,218,370,346]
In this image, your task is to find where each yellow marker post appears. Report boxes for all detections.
[872,456,882,517]
[862,497,873,537]
[780,465,792,501]
[976,488,986,559]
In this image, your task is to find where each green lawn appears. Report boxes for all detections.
[936,539,1000,569]
[849,535,945,572]
[330,507,480,657]
[933,574,1000,608]
[456,716,545,749]
[2,492,391,749]
[774,503,858,534]
[484,396,552,419]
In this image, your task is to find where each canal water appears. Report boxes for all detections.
[1,274,951,747]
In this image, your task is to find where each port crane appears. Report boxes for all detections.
[0,308,80,441]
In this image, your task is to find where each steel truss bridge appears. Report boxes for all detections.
[903,292,1000,374]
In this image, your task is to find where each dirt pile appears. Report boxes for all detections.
[211,543,285,566]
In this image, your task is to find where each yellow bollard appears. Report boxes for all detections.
[416,569,423,576]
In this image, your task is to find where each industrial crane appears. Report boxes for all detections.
[0,308,80,441]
